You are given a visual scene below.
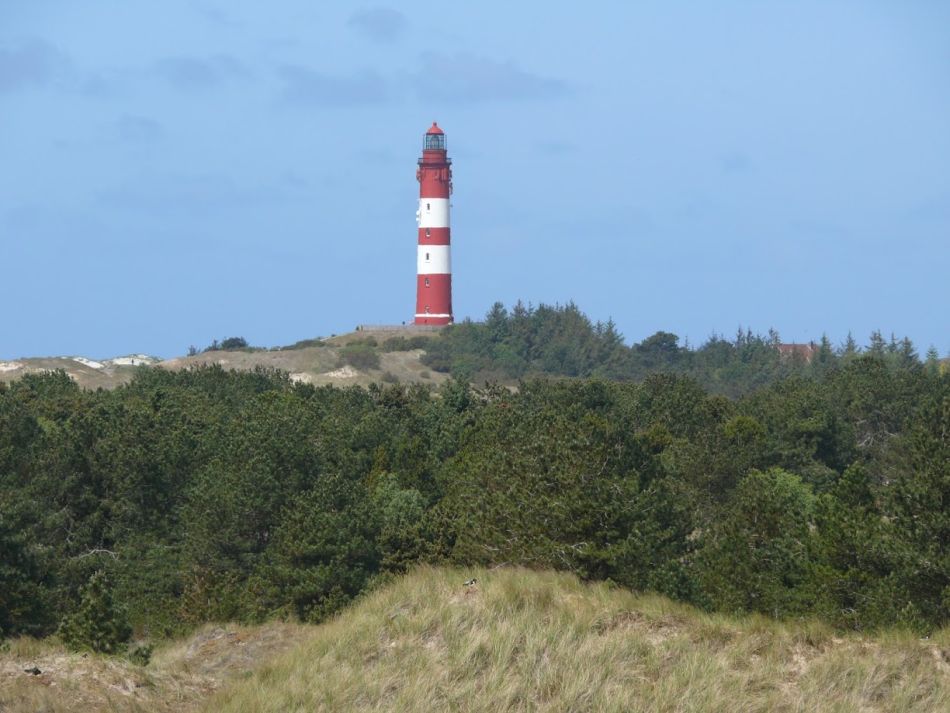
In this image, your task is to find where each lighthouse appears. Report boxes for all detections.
[415,122,453,325]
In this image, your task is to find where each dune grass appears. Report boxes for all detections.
[0,622,310,713]
[202,566,950,712]
[3,568,946,711]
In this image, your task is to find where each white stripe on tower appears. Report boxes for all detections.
[417,198,450,228]
[417,245,451,274]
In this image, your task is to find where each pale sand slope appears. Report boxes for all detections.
[1,333,447,390]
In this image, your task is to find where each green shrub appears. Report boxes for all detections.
[0,514,52,637]
[337,344,380,370]
[695,469,815,619]
[220,337,249,350]
[381,336,433,352]
[58,570,132,654]
[204,336,252,352]
[127,641,153,666]
[283,338,327,350]
[345,337,378,348]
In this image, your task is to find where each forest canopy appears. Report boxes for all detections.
[419,301,939,397]
[1,304,947,647]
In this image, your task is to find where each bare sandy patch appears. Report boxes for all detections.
[323,365,359,379]
[71,357,106,370]
[108,355,158,366]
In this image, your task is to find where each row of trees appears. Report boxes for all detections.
[1,329,947,649]
[421,302,944,397]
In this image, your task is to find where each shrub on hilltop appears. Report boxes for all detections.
[58,570,132,654]
[204,336,251,352]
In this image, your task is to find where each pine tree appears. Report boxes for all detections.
[898,337,919,369]
[925,346,940,375]
[868,330,886,356]
[887,333,900,355]
[841,332,859,359]
[813,334,835,375]
[0,515,51,637]
[695,469,816,618]
[58,570,132,654]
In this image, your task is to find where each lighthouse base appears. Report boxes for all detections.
[414,314,453,326]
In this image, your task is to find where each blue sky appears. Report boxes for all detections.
[1,1,948,358]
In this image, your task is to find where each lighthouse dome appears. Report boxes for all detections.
[424,122,446,150]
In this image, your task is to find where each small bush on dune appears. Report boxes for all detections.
[219,337,249,351]
[381,336,433,352]
[126,641,153,666]
[337,344,380,370]
[283,338,327,350]
[58,570,132,655]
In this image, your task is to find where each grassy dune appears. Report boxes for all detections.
[0,328,448,391]
[3,567,947,711]
[204,567,950,712]
[0,623,311,712]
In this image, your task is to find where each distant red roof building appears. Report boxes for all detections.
[776,342,818,362]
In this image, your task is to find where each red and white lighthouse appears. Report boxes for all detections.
[415,122,453,325]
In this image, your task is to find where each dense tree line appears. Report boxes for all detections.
[421,301,944,397]
[1,320,947,649]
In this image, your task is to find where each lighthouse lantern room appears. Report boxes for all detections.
[415,122,453,325]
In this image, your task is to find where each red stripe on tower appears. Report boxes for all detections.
[415,122,453,325]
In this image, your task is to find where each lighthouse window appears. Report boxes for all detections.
[425,252,430,261]
[425,228,431,237]
[426,203,430,211]
[424,278,430,287]
[424,134,445,150]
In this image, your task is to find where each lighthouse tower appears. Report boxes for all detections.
[415,122,453,325]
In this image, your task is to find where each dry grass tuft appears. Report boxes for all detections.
[202,566,950,712]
